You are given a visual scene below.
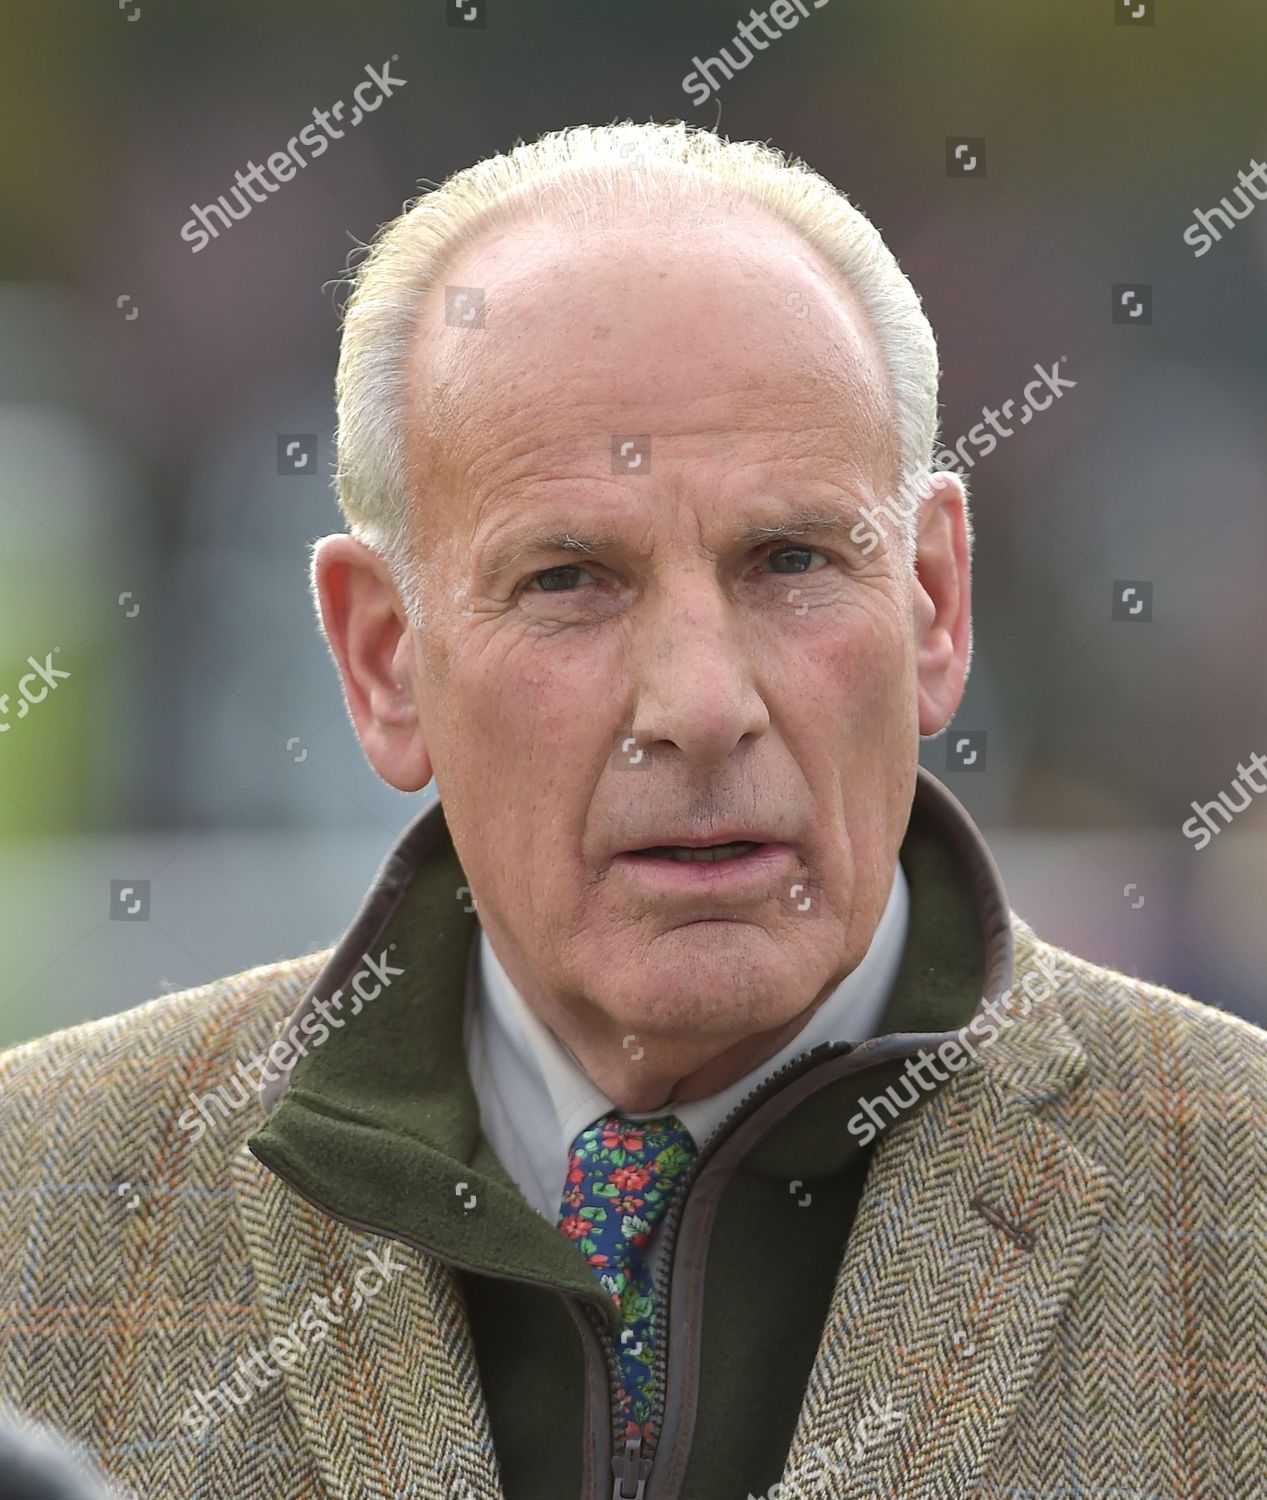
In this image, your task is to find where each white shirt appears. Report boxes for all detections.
[463,861,909,1280]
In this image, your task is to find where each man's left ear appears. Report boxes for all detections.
[912,471,973,736]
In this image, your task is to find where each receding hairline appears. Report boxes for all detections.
[401,184,904,535]
[332,122,953,623]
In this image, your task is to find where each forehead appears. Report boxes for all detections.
[404,206,899,544]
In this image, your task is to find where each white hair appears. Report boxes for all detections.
[329,119,963,628]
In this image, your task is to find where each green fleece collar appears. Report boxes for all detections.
[247,768,1011,1326]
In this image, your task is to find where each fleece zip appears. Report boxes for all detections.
[248,766,1012,1500]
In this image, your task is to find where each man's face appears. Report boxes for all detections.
[325,203,969,1106]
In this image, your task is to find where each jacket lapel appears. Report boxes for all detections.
[231,1136,506,1500]
[780,984,1113,1498]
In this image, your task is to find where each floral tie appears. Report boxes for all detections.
[556,1112,698,1440]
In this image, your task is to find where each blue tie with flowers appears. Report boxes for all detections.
[556,1111,698,1441]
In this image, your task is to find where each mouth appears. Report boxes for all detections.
[626,840,764,864]
[611,839,796,895]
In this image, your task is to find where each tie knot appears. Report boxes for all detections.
[558,1111,697,1272]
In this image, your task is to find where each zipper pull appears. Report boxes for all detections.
[611,1434,651,1499]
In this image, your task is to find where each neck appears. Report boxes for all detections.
[603,1001,830,1110]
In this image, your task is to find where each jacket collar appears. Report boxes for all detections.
[242,766,1016,1325]
[249,766,1012,1209]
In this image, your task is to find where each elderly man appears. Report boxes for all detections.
[1,121,1264,1500]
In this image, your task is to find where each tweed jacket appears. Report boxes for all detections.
[1,798,1266,1496]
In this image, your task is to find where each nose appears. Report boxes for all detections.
[627,579,770,768]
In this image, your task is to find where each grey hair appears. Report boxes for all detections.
[330,119,960,627]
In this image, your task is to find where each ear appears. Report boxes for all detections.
[912,472,972,736]
[310,533,434,792]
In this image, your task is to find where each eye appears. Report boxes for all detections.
[762,546,829,574]
[527,563,598,592]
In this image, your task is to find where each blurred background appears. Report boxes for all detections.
[1,0,1264,1048]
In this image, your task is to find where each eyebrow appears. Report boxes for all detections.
[740,509,864,544]
[476,506,867,582]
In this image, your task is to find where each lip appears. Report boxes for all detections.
[618,829,783,853]
[609,841,797,897]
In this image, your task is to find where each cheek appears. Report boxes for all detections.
[456,634,615,778]
[789,597,914,720]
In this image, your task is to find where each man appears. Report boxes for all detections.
[1,121,1264,1500]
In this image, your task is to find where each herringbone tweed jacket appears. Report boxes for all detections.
[0,912,1264,1498]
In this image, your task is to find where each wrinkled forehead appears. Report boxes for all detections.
[402,203,900,550]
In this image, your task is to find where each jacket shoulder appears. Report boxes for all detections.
[1010,908,1267,1077]
[0,949,331,1153]
[0,954,334,1496]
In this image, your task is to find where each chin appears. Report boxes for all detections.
[608,932,809,1030]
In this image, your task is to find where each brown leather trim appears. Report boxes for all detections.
[565,1299,609,1499]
